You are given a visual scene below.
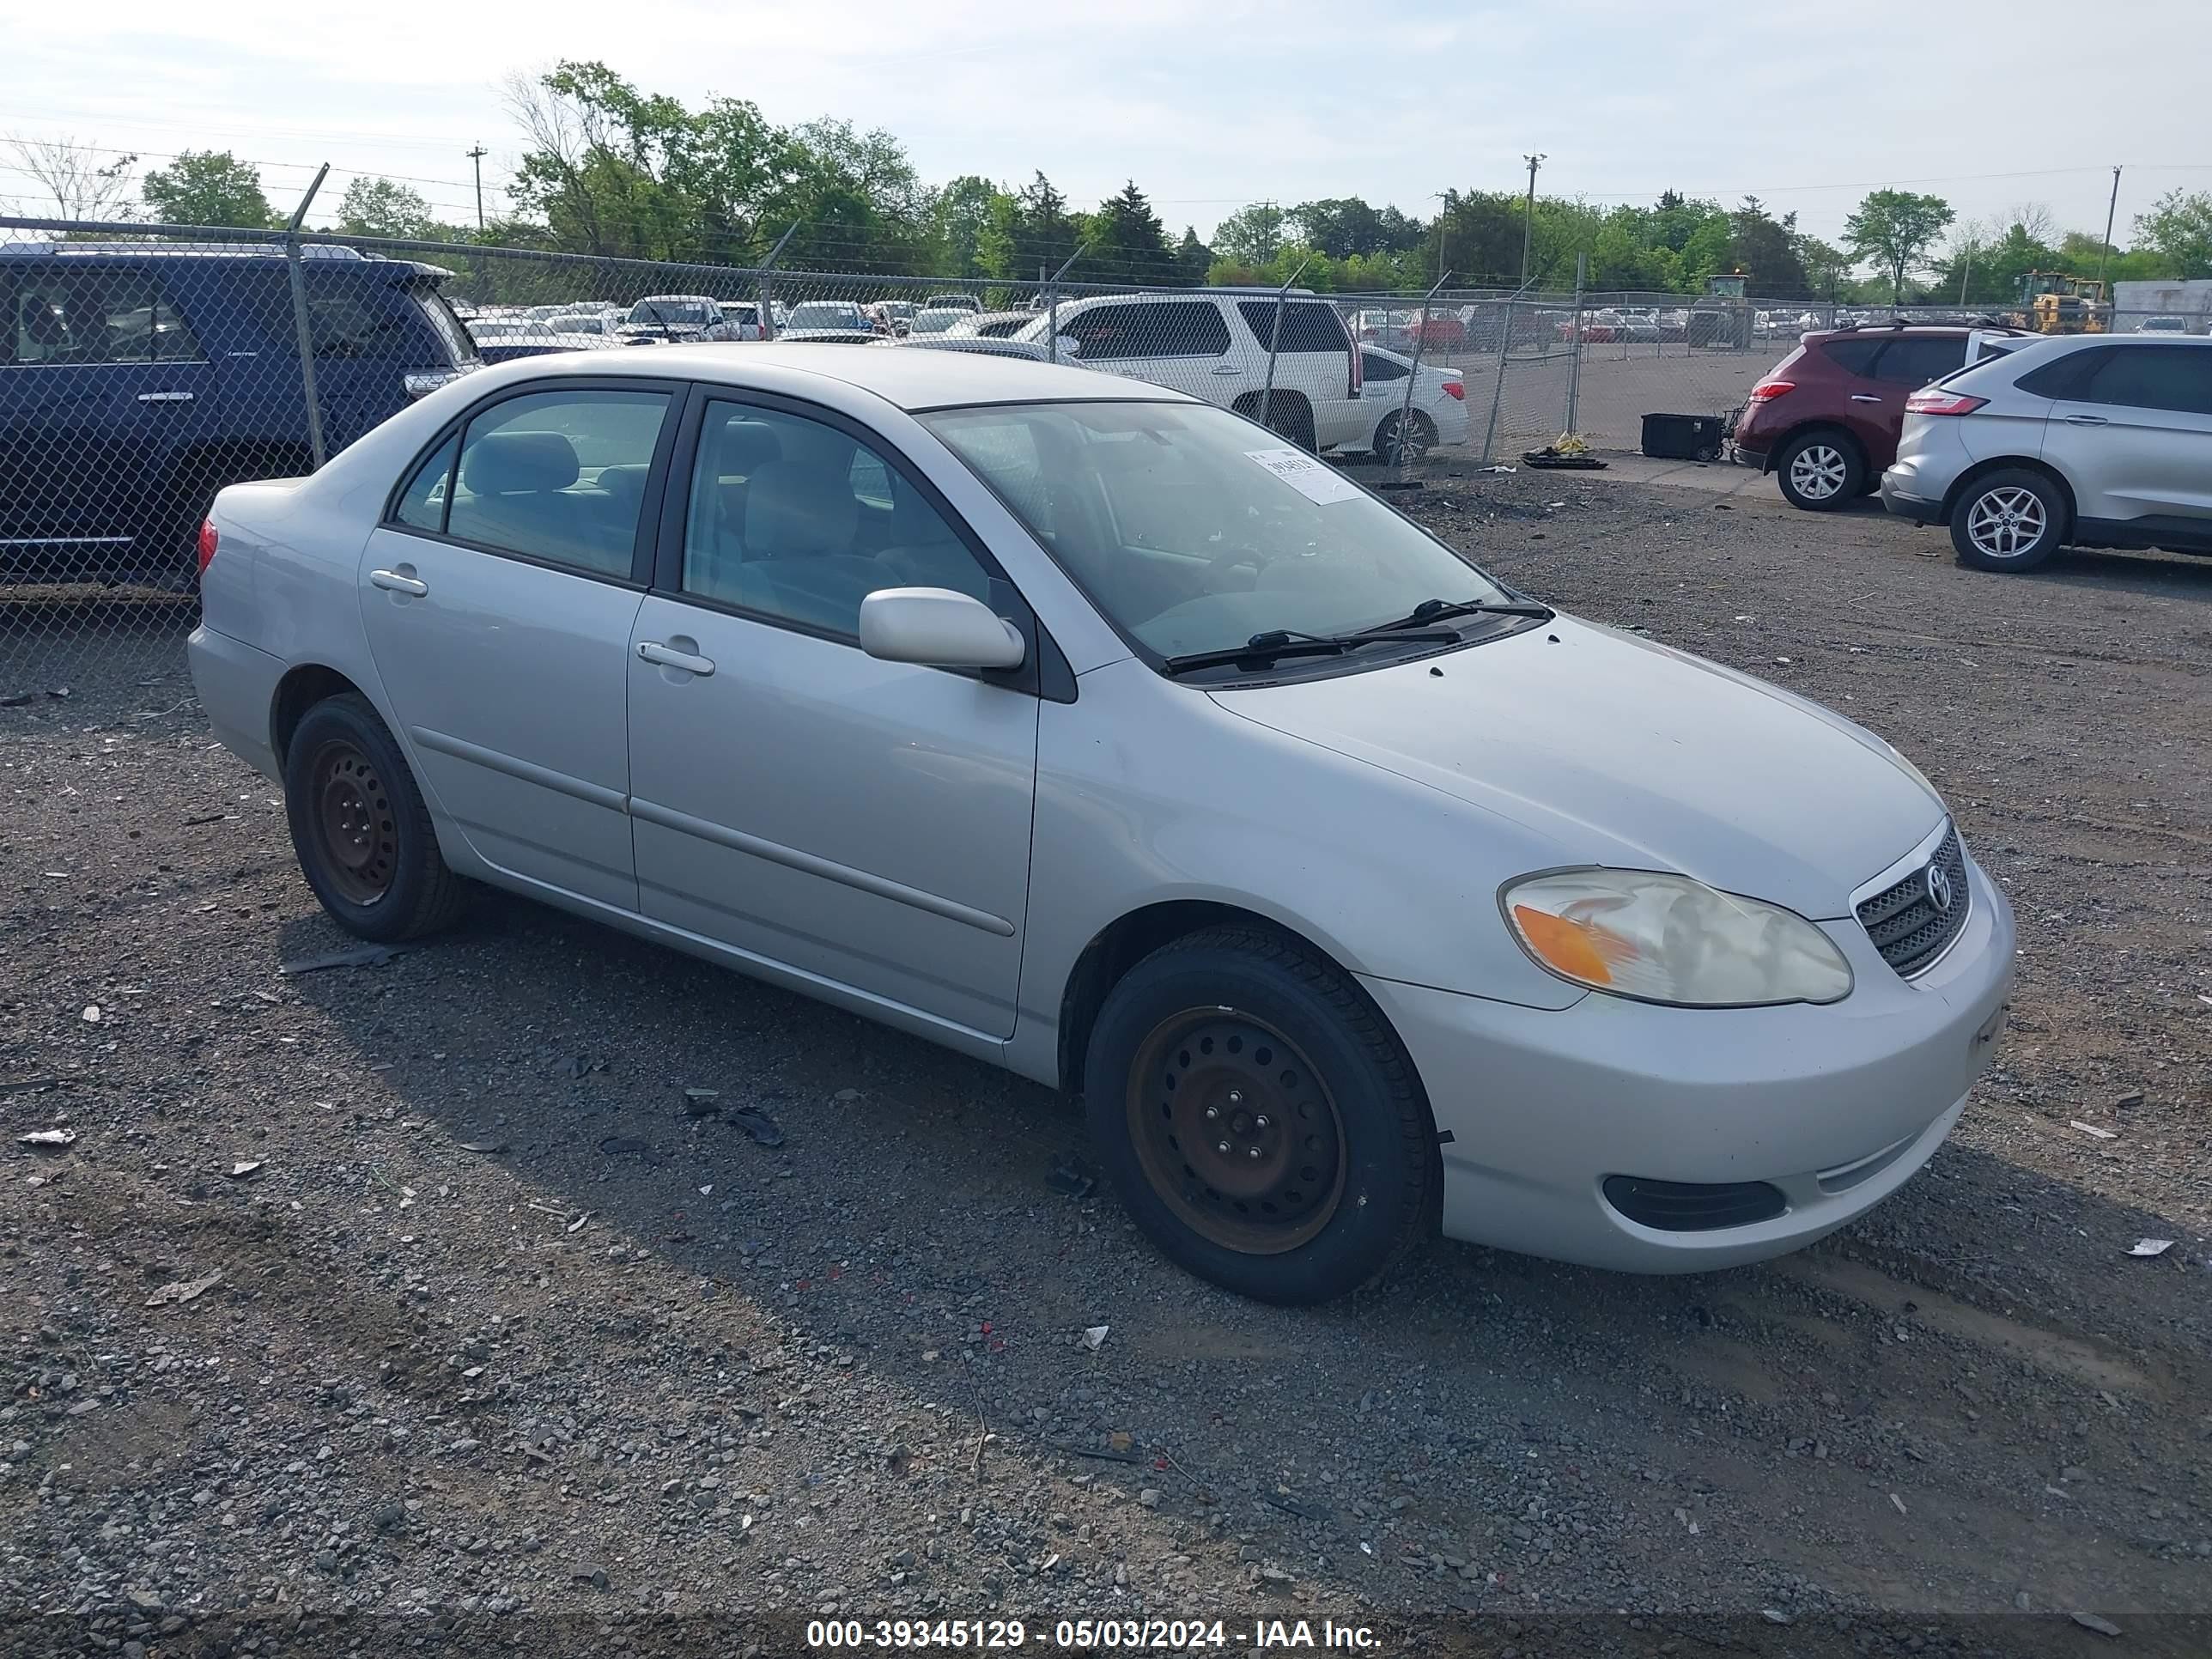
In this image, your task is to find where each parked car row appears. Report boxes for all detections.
[1731,319,2212,573]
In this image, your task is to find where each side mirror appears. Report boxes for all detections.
[859,587,1026,672]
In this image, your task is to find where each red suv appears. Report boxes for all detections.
[1734,325,2018,510]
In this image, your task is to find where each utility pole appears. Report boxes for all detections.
[465,144,488,231]
[2097,164,2122,289]
[1520,153,1545,286]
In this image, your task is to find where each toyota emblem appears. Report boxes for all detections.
[1924,861,1954,915]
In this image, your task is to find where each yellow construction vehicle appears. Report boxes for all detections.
[2006,272,2109,335]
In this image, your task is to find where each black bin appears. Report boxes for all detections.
[1641,411,1726,462]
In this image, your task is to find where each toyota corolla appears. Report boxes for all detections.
[188,346,2014,1304]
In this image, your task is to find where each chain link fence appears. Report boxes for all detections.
[13,210,2195,701]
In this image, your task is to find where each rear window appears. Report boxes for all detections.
[1236,300,1350,355]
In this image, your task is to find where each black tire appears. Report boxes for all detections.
[1083,926,1438,1304]
[1948,467,2065,572]
[1374,410,1438,466]
[283,693,465,941]
[1242,393,1317,452]
[1773,429,1865,511]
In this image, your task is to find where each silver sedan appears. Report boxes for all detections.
[189,346,2014,1303]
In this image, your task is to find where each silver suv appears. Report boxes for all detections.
[1881,333,2212,571]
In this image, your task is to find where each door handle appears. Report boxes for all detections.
[2063,414,2109,425]
[637,640,715,677]
[370,569,428,597]
[1849,393,1883,404]
[136,390,196,404]
[1210,364,1243,376]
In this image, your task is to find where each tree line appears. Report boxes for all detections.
[9,70,2211,300]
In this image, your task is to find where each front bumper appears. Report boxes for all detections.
[1362,853,2014,1273]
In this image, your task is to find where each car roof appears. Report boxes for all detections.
[471,340,1190,410]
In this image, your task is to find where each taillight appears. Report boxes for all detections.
[1905,389,1987,416]
[1442,380,1465,400]
[196,520,219,575]
[1349,341,1362,397]
[1747,380,1795,402]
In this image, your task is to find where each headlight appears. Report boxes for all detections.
[1502,869,1852,1008]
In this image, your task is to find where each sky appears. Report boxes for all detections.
[3,0,2209,262]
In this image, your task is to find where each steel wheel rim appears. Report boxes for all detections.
[1788,444,1847,499]
[1966,487,2045,558]
[308,738,398,905]
[1125,1011,1347,1255]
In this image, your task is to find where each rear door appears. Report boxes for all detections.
[357,380,678,910]
[2043,345,2212,531]
[1858,335,1969,466]
[1236,300,1362,448]
[0,259,213,563]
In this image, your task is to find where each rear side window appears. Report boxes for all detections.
[1361,350,1408,382]
[445,389,672,577]
[2014,350,2100,399]
[1870,337,1966,387]
[1819,338,1883,377]
[4,265,202,365]
[392,434,459,531]
[1065,301,1230,361]
[1237,300,1351,354]
[2073,346,2212,416]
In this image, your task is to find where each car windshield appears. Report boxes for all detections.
[789,303,861,327]
[629,301,708,325]
[909,309,963,334]
[923,400,1514,669]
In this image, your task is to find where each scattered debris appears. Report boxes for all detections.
[0,690,34,708]
[453,1135,507,1154]
[2112,1089,2144,1109]
[1053,1441,1140,1465]
[2069,1121,2118,1140]
[16,1128,76,1150]
[598,1135,648,1156]
[279,944,398,975]
[833,1087,862,1103]
[183,811,236,826]
[1760,1609,1794,1626]
[1081,1324,1109,1352]
[682,1087,721,1117]
[2126,1238,2174,1258]
[1047,1152,1097,1200]
[81,1005,101,1024]
[565,1213,589,1234]
[1889,1492,1908,1516]
[2069,1612,2123,1639]
[728,1104,785,1148]
[46,684,70,700]
[145,1270,224,1309]
[1476,464,1516,473]
[1522,447,1606,470]
[227,1160,264,1181]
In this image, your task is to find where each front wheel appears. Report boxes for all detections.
[1774,430,1863,511]
[1084,927,1437,1304]
[1950,469,2064,571]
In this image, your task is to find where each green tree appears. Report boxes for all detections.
[1793,233,1850,298]
[1843,189,1955,303]
[140,149,273,228]
[1728,197,1808,296]
[1083,181,1172,284]
[336,176,434,240]
[1009,172,1078,283]
[1211,202,1289,265]
[1290,198,1425,261]
[933,174,1006,276]
[1174,226,1212,285]
[2134,189,2212,276]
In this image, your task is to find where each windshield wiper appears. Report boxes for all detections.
[1162,626,1458,677]
[1358,596,1554,635]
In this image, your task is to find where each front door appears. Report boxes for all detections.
[2042,344,2212,531]
[357,382,676,911]
[625,395,1039,1039]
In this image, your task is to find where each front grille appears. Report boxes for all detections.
[1856,825,1972,979]
[1602,1176,1788,1232]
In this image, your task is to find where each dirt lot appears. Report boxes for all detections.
[3,467,2209,1657]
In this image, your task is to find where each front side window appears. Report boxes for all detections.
[445,389,671,577]
[2075,345,2212,416]
[680,399,991,637]
[927,400,1512,669]
[1049,302,1230,361]
[5,267,201,365]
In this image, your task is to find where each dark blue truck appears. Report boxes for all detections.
[2,240,478,574]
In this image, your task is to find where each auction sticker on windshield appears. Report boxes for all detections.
[1246,447,1362,505]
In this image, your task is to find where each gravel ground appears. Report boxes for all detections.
[4,466,2209,1657]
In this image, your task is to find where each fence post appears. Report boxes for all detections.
[283,165,331,469]
[755,221,799,340]
[1258,255,1312,439]
[1394,270,1451,472]
[1565,253,1587,440]
[1041,243,1086,365]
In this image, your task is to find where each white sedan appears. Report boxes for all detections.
[1354,347,1469,461]
[187,345,2013,1304]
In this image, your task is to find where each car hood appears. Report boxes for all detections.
[1207,616,1942,920]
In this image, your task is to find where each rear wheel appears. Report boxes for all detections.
[1774,430,1863,511]
[1084,927,1437,1304]
[283,694,466,940]
[1374,410,1438,466]
[1239,392,1317,452]
[1950,468,2064,572]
